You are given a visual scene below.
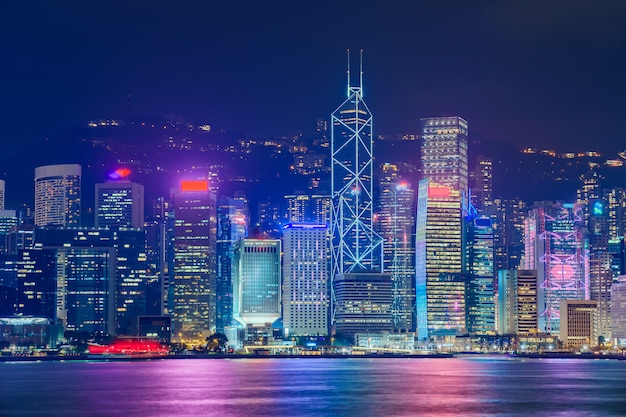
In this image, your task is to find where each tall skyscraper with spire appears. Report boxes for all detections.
[330,51,383,326]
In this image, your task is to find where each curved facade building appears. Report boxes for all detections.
[34,164,81,227]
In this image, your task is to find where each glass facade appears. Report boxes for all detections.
[416,179,464,340]
[233,239,281,327]
[378,164,415,332]
[216,197,248,333]
[466,216,495,335]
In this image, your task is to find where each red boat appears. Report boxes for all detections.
[88,337,169,357]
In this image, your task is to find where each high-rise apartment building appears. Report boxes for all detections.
[34,164,81,227]
[95,174,144,229]
[378,163,415,332]
[282,224,328,337]
[171,180,217,344]
[233,239,281,328]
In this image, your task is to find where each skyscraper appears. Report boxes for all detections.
[34,164,81,227]
[330,51,381,278]
[420,117,468,192]
[216,196,248,333]
[588,199,612,342]
[330,52,382,330]
[378,163,415,332]
[416,116,468,341]
[95,171,144,229]
[465,216,495,335]
[34,227,153,336]
[333,272,393,337]
[233,239,281,329]
[282,224,329,337]
[471,156,493,213]
[171,180,217,344]
[522,202,588,334]
[516,269,539,336]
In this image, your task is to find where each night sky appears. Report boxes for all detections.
[1,1,626,156]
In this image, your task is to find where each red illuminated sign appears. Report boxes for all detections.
[428,186,450,198]
[181,180,209,192]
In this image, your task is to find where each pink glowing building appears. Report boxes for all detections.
[521,202,589,335]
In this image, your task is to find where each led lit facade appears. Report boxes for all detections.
[330,52,382,283]
[416,117,468,341]
[465,216,495,335]
[95,179,144,228]
[233,239,281,327]
[34,164,81,227]
[216,197,248,333]
[416,179,464,340]
[282,224,328,337]
[172,180,217,343]
[378,163,415,332]
[522,203,588,335]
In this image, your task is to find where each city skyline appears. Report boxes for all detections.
[1,1,626,162]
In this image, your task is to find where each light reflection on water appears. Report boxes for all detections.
[1,357,626,416]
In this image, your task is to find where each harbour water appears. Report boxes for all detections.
[2,356,626,416]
